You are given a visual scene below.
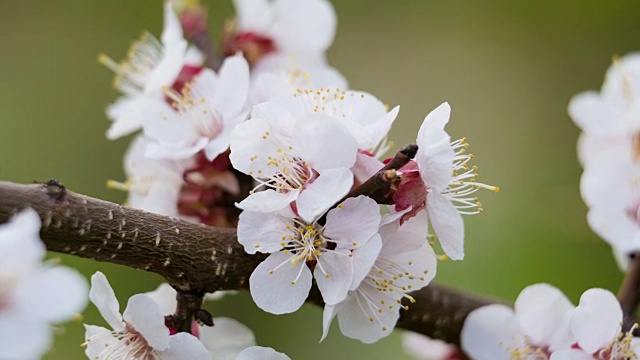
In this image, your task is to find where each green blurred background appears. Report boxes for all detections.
[0,1,636,358]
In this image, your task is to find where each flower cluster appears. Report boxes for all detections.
[460,283,639,360]
[569,53,640,269]
[0,209,88,359]
[99,0,496,350]
[84,272,289,360]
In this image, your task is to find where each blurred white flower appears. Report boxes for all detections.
[569,53,640,259]
[321,211,437,344]
[100,1,189,140]
[108,135,190,217]
[141,54,250,161]
[84,272,209,360]
[239,196,381,315]
[0,209,88,360]
[232,0,336,64]
[402,332,459,360]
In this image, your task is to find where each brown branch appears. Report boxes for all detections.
[0,179,496,346]
[618,251,640,332]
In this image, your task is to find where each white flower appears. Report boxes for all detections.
[100,1,189,140]
[108,135,190,217]
[0,209,88,360]
[84,272,209,360]
[144,283,289,360]
[232,0,336,63]
[239,196,382,314]
[461,283,575,360]
[402,332,459,360]
[394,102,498,260]
[321,211,437,344]
[229,102,358,222]
[550,289,639,360]
[141,54,250,161]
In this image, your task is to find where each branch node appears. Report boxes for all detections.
[42,179,66,201]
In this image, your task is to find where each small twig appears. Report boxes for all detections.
[180,5,221,70]
[617,251,640,332]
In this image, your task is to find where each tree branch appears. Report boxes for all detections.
[618,251,640,332]
[0,180,496,346]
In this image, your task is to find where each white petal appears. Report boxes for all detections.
[335,285,400,343]
[139,183,180,217]
[402,333,455,360]
[350,235,382,291]
[89,272,124,330]
[379,230,437,291]
[235,346,291,360]
[229,118,282,178]
[294,113,358,171]
[0,208,45,272]
[145,137,209,161]
[161,0,183,45]
[233,0,273,33]
[84,324,119,360]
[571,288,622,353]
[426,191,464,260]
[352,152,384,184]
[199,317,256,360]
[162,332,210,360]
[141,100,199,145]
[324,195,381,249]
[106,96,145,139]
[212,54,250,118]
[250,102,296,136]
[587,206,640,253]
[236,189,299,214]
[146,38,188,94]
[14,266,88,323]
[0,312,50,360]
[415,127,454,192]
[321,304,338,342]
[123,294,170,351]
[550,349,594,360]
[314,248,353,305]
[249,252,312,314]
[461,304,522,360]
[514,283,574,350]
[144,283,177,315]
[296,168,354,222]
[272,0,336,54]
[237,210,292,254]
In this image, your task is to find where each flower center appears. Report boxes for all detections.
[85,323,160,360]
[165,82,225,139]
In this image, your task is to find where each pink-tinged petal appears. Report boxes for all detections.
[571,288,622,353]
[461,304,522,360]
[315,248,354,305]
[296,168,354,223]
[402,332,456,360]
[321,304,338,342]
[84,324,119,360]
[415,127,454,192]
[236,189,299,214]
[550,349,594,360]
[397,208,430,238]
[0,312,50,360]
[238,211,293,254]
[568,91,626,136]
[352,152,384,185]
[89,272,124,331]
[144,283,177,315]
[249,252,312,314]
[106,96,145,140]
[587,207,640,253]
[350,235,382,291]
[199,317,256,359]
[294,113,358,171]
[514,283,574,351]
[123,294,170,351]
[324,195,381,249]
[272,0,336,54]
[212,54,250,118]
[236,346,291,360]
[426,191,464,260]
[162,332,210,360]
[234,0,273,33]
[336,285,400,344]
[0,208,45,272]
[14,266,88,323]
[229,118,282,178]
